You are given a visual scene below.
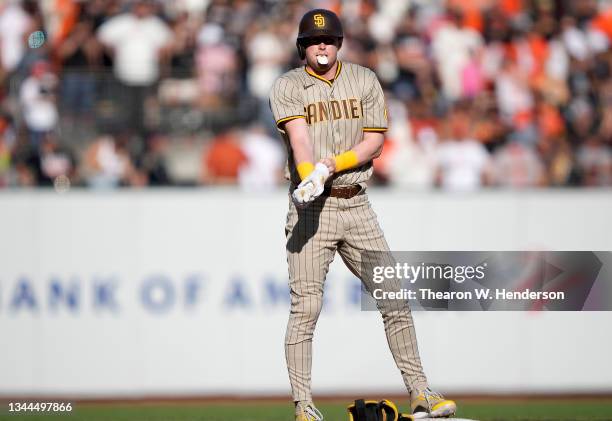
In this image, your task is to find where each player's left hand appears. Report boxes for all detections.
[319,157,336,174]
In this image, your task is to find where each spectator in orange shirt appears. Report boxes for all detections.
[201,129,248,184]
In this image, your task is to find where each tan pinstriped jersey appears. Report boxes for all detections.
[269,61,387,186]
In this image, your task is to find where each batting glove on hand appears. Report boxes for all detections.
[292,183,315,208]
[292,163,329,207]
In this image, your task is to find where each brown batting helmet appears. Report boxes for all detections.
[296,9,343,60]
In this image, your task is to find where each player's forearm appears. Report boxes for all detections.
[322,132,384,174]
[352,131,385,163]
[285,117,315,179]
[291,135,315,166]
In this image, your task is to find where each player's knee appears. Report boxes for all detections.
[291,294,323,321]
[378,304,412,322]
[286,295,323,345]
[288,289,324,326]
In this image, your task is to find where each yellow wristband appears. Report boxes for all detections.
[333,151,359,172]
[296,162,315,180]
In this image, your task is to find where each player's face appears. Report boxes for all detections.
[303,36,340,73]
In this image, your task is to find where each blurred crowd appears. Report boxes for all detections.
[0,0,611,190]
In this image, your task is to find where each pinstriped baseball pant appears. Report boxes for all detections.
[284,191,429,402]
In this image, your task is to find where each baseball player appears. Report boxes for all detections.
[269,9,457,421]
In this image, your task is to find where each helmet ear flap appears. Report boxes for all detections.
[296,41,306,60]
[337,37,343,50]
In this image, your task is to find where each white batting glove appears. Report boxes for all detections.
[299,162,330,197]
[292,163,330,207]
[291,183,315,208]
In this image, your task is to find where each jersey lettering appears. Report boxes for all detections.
[304,98,361,124]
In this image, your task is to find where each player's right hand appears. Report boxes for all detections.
[292,182,315,208]
[299,163,329,196]
[292,163,329,208]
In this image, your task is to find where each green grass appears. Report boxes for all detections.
[2,399,612,421]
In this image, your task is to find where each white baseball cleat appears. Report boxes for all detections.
[295,401,324,421]
[410,388,457,418]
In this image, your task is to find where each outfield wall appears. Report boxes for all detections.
[0,189,611,397]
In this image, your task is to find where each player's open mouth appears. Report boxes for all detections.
[316,55,329,65]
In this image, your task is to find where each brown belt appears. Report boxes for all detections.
[322,184,363,199]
